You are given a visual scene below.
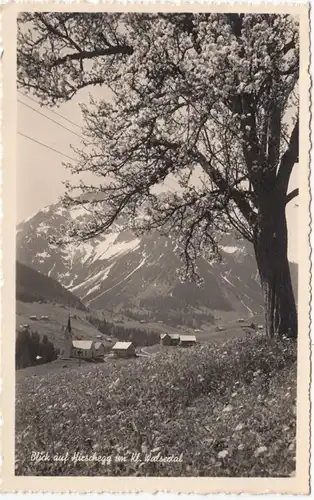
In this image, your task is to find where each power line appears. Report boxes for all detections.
[19,130,182,200]
[17,89,83,130]
[18,131,76,162]
[17,93,185,195]
[18,92,179,194]
[18,98,85,140]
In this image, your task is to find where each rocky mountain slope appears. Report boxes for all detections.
[17,200,296,324]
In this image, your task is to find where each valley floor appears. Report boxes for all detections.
[15,333,296,477]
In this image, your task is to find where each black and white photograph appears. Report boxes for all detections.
[1,3,310,493]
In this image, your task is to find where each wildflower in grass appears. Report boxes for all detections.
[254,446,267,457]
[15,335,297,477]
[223,404,233,412]
[235,423,244,431]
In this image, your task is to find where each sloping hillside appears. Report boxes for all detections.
[15,334,297,477]
[16,261,86,311]
[16,301,101,350]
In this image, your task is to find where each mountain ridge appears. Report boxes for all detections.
[16,200,297,325]
[16,260,86,310]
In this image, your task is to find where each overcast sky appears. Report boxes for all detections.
[17,87,299,263]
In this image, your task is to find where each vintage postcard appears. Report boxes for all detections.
[0,2,311,494]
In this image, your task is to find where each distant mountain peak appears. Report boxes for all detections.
[16,200,267,324]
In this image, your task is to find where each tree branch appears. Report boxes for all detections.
[52,45,133,67]
[195,151,257,227]
[286,188,299,205]
[276,118,299,195]
[33,13,134,66]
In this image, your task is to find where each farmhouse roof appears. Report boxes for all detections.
[112,341,133,350]
[160,333,170,339]
[180,335,197,342]
[169,334,180,340]
[72,340,93,350]
[94,342,103,350]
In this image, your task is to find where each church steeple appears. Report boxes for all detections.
[61,314,73,358]
[66,314,72,334]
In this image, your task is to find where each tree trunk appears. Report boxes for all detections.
[253,198,297,338]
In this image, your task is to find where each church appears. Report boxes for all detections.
[61,315,97,360]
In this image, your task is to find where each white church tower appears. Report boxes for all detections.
[61,314,72,359]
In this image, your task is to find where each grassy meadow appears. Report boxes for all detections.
[15,333,296,477]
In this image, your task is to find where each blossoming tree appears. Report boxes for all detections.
[18,13,299,338]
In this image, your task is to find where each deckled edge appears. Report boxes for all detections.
[0,1,311,495]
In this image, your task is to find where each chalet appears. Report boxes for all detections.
[169,333,180,345]
[180,335,197,347]
[160,333,172,346]
[72,340,94,359]
[112,341,136,358]
[94,342,105,358]
[29,315,38,320]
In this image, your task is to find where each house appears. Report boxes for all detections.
[29,315,38,320]
[169,333,180,345]
[94,342,105,358]
[160,333,172,346]
[180,335,197,347]
[72,340,95,359]
[111,341,136,358]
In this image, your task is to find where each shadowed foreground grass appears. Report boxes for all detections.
[15,334,296,477]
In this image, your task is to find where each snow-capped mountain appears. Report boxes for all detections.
[17,201,267,323]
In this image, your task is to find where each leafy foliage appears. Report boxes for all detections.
[16,334,296,476]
